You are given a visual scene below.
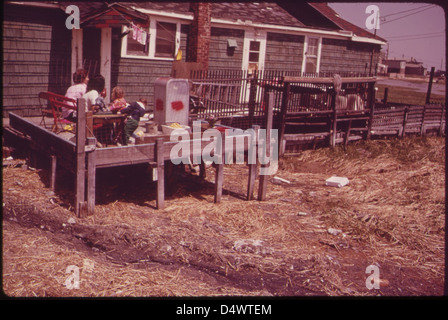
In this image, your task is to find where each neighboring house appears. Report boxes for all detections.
[3,1,386,117]
[383,58,426,77]
[383,59,406,76]
[405,58,426,76]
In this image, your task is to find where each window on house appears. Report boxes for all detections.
[122,19,179,60]
[155,21,176,58]
[304,37,320,73]
[126,34,148,57]
[248,40,260,71]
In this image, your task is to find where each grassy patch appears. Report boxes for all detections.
[376,83,445,105]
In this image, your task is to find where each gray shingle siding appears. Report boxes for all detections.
[208,27,245,70]
[265,32,304,71]
[319,38,380,75]
[3,4,71,117]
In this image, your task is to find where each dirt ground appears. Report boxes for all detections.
[2,136,445,297]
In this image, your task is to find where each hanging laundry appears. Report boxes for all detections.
[136,27,143,43]
[132,23,138,41]
[139,30,147,45]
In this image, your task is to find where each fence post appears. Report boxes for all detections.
[439,103,445,136]
[248,71,258,125]
[247,125,259,200]
[401,107,409,138]
[383,87,388,104]
[258,92,274,201]
[367,81,376,140]
[279,80,290,156]
[330,91,337,147]
[425,67,435,104]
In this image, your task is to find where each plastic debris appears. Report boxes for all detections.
[325,176,349,188]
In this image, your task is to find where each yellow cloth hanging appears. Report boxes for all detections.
[175,49,182,61]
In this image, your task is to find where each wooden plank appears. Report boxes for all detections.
[156,138,165,210]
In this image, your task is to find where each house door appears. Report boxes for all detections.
[242,30,266,103]
[71,27,112,104]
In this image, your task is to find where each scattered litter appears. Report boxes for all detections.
[327,228,342,236]
[325,176,349,188]
[67,217,76,224]
[271,176,291,185]
[298,212,308,216]
[233,239,274,255]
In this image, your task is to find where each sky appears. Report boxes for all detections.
[328,2,446,71]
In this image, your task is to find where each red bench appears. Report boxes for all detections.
[39,91,77,132]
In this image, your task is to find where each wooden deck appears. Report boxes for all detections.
[7,97,275,218]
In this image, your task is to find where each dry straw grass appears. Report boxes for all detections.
[2,136,445,296]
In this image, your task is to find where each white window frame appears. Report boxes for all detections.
[302,36,322,73]
[242,29,266,71]
[121,17,181,60]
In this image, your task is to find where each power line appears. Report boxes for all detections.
[381,5,437,25]
[386,31,445,40]
[388,34,445,42]
[381,4,434,19]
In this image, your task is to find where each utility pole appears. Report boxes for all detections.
[369,10,380,76]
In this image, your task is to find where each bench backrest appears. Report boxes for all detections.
[39,91,77,111]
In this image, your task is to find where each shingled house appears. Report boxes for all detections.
[3,1,386,117]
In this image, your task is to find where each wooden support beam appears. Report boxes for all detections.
[50,155,57,192]
[86,137,96,215]
[258,92,274,201]
[156,138,165,209]
[330,92,337,147]
[344,119,353,148]
[247,125,259,200]
[76,98,87,218]
[214,157,224,203]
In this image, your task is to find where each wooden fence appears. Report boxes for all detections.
[187,70,445,154]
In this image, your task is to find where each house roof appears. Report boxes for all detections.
[8,1,386,44]
[308,2,387,43]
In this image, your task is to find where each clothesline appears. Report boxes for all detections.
[110,6,148,46]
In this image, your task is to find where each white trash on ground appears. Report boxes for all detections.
[325,176,349,188]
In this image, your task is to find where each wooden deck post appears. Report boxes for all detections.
[156,138,165,209]
[330,91,337,147]
[214,157,224,203]
[86,137,96,215]
[258,92,274,201]
[367,81,376,140]
[76,98,87,218]
[247,125,259,200]
[50,155,57,192]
